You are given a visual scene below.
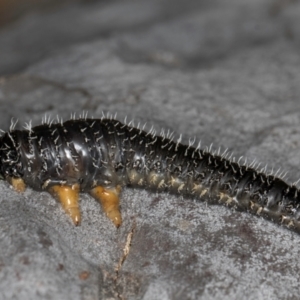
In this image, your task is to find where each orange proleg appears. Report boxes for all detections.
[49,184,81,226]
[90,185,122,227]
[9,177,26,193]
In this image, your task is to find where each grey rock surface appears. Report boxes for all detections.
[0,0,204,75]
[1,0,300,299]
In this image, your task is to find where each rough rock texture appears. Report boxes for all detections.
[1,0,300,299]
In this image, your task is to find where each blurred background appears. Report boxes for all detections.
[1,0,296,76]
[0,0,93,26]
[0,0,118,75]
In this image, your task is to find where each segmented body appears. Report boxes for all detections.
[0,118,299,232]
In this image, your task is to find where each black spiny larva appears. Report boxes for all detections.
[0,115,299,232]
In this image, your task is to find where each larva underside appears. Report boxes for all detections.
[0,117,299,232]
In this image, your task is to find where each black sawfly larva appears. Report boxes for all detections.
[0,114,299,232]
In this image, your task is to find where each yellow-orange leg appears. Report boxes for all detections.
[49,184,81,226]
[90,185,122,228]
[8,177,26,193]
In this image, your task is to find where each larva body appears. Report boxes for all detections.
[0,118,299,232]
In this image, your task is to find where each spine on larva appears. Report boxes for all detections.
[0,117,299,232]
